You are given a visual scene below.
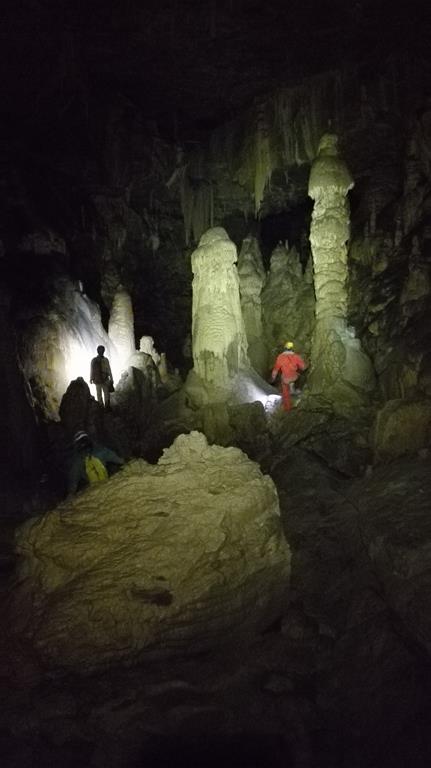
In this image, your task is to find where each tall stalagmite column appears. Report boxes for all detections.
[108,285,135,380]
[191,227,249,389]
[308,134,374,405]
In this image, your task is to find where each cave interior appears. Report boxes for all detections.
[1,1,431,767]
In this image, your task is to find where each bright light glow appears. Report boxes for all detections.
[65,337,94,384]
[264,394,282,413]
[61,292,116,390]
[230,370,281,411]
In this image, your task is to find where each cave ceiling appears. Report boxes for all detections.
[2,0,428,142]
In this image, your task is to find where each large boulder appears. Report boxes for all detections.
[9,432,290,674]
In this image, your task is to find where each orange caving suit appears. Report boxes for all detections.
[271,350,307,411]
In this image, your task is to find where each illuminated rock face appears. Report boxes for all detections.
[22,279,111,419]
[10,431,290,673]
[237,235,266,375]
[126,335,164,389]
[308,135,375,405]
[126,349,160,393]
[191,227,249,389]
[108,285,135,380]
[138,335,161,366]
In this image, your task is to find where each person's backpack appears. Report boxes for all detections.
[85,455,108,484]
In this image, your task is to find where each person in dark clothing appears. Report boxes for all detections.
[90,345,113,409]
[67,430,124,495]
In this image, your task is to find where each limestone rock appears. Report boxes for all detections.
[59,377,93,438]
[356,457,431,658]
[21,279,112,419]
[126,350,161,393]
[138,335,161,366]
[324,457,431,734]
[113,363,161,454]
[272,399,372,476]
[372,398,431,461]
[191,227,249,390]
[237,235,267,374]
[418,352,431,397]
[308,135,374,406]
[0,289,39,483]
[9,432,290,674]
[261,243,315,365]
[108,286,135,379]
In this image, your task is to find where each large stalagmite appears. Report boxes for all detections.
[8,431,290,674]
[108,285,135,380]
[191,227,249,390]
[308,134,374,405]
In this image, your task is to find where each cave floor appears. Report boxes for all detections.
[1,448,431,768]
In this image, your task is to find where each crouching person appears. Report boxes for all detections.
[67,430,124,496]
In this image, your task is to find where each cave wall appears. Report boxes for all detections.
[0,286,40,493]
[206,58,431,398]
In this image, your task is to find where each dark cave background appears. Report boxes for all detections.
[1,2,431,767]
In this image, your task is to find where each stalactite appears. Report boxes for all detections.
[254,99,273,215]
[167,147,212,245]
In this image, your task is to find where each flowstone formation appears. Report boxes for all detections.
[108,285,135,380]
[189,227,249,398]
[237,235,266,375]
[8,432,290,674]
[21,279,112,419]
[308,134,375,407]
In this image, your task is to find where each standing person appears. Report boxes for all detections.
[271,341,307,412]
[90,345,113,409]
[67,431,124,496]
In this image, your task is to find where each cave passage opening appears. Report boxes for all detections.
[258,200,313,270]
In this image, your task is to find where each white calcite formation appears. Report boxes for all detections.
[191,227,249,389]
[124,336,165,402]
[108,285,135,380]
[308,134,375,406]
[21,279,112,418]
[9,432,290,674]
[138,335,161,366]
[237,235,267,375]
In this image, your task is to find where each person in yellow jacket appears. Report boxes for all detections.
[67,431,124,495]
